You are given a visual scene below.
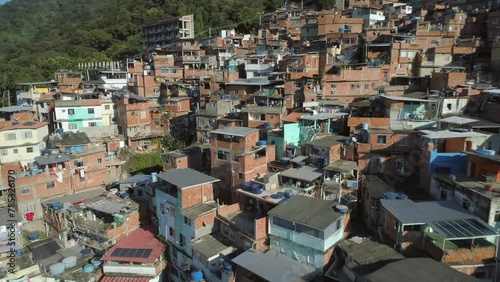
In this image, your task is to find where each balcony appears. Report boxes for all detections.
[18,91,41,100]
[245,63,274,72]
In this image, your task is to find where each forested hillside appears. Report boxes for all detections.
[0,0,283,94]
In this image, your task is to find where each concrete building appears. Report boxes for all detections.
[54,99,103,132]
[100,226,167,282]
[381,199,499,279]
[142,15,195,51]
[154,168,219,282]
[209,126,276,204]
[268,195,350,271]
[0,121,48,165]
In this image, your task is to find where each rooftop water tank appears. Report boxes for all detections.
[51,201,63,210]
[335,205,349,214]
[91,257,102,268]
[243,182,252,191]
[50,263,66,276]
[190,269,204,281]
[270,192,284,199]
[284,190,294,198]
[81,248,92,256]
[475,150,496,156]
[62,256,77,268]
[120,193,129,199]
[151,172,158,182]
[109,188,119,194]
[82,264,94,273]
[280,157,291,166]
[361,123,369,130]
[252,184,263,195]
[28,232,40,241]
[56,128,64,134]
[339,28,345,33]
[297,162,305,168]
[258,140,267,146]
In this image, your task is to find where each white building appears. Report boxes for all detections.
[0,121,48,165]
[54,100,103,132]
[352,8,386,27]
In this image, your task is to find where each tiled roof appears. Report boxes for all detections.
[101,226,165,264]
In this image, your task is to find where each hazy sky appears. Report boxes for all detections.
[0,0,9,5]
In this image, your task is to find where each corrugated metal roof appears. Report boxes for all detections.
[85,197,127,215]
[279,166,323,183]
[419,129,488,139]
[300,112,348,120]
[191,233,236,260]
[380,199,477,224]
[439,116,478,125]
[0,105,35,113]
[35,154,70,166]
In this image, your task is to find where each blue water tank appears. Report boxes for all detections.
[91,257,102,268]
[81,248,92,256]
[383,192,399,199]
[280,157,291,166]
[335,205,349,214]
[51,201,63,210]
[191,269,204,281]
[243,182,252,190]
[56,128,64,134]
[151,172,158,182]
[120,193,129,199]
[28,232,40,241]
[271,192,284,199]
[15,249,21,256]
[284,190,294,198]
[227,66,234,71]
[396,194,409,200]
[258,140,267,146]
[476,150,496,156]
[339,28,345,33]
[82,264,94,273]
[297,162,305,168]
[252,185,263,195]
[222,261,233,272]
[50,263,66,276]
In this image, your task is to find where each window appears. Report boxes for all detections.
[273,217,294,230]
[444,56,450,62]
[25,132,33,139]
[239,173,244,179]
[153,87,160,93]
[105,105,110,110]
[377,135,387,144]
[204,83,210,90]
[494,210,500,222]
[74,160,84,167]
[89,122,97,127]
[351,84,359,89]
[184,217,191,225]
[401,51,407,57]
[234,90,239,94]
[160,67,168,74]
[169,227,175,237]
[26,147,34,153]
[68,109,75,115]
[46,182,55,189]
[336,219,342,230]
[399,136,409,146]
[462,198,470,210]
[69,124,78,130]
[364,84,369,90]
[13,149,18,154]
[0,149,7,156]
[407,51,414,58]
[79,176,85,182]
[154,120,160,126]
[446,103,452,110]
[440,189,448,200]
[140,111,146,119]
[179,235,186,246]
[21,187,30,194]
[7,133,16,140]
[217,150,230,160]
[88,108,95,114]
[97,158,102,164]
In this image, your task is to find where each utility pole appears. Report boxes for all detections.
[209,27,211,38]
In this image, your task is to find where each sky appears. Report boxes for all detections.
[0,0,9,5]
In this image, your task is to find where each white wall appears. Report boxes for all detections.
[440,98,469,116]
[0,126,48,164]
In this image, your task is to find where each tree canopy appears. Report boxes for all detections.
[0,0,284,105]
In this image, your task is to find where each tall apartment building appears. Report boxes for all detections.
[142,14,195,51]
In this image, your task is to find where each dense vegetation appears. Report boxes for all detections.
[0,0,283,104]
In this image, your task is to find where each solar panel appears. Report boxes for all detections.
[110,248,153,258]
[111,248,124,257]
[141,249,152,258]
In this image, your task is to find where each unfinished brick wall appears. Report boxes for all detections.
[180,183,214,210]
[194,210,217,230]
